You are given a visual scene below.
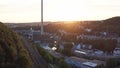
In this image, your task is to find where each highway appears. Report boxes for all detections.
[21,36,48,68]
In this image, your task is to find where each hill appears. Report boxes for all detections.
[99,16,120,34]
[103,16,120,25]
[82,16,120,35]
[5,16,120,35]
[0,22,31,68]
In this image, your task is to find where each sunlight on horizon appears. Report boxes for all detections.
[0,0,120,22]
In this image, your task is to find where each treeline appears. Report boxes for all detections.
[12,16,120,35]
[82,17,120,35]
[36,45,71,68]
[0,22,31,68]
[77,38,117,53]
[46,16,120,35]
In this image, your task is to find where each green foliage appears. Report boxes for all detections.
[61,43,74,56]
[36,45,54,63]
[78,37,117,52]
[96,64,105,68]
[106,58,116,68]
[58,59,71,68]
[36,45,71,68]
[0,22,31,67]
[16,55,31,68]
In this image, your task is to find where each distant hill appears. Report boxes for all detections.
[0,22,31,68]
[5,16,120,35]
[100,16,120,33]
[83,16,120,35]
[104,16,120,25]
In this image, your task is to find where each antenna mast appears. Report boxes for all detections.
[41,0,43,34]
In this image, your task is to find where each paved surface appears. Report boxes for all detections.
[21,36,48,68]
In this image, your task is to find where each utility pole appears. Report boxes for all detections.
[41,0,43,35]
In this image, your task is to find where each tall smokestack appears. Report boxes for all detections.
[41,0,43,34]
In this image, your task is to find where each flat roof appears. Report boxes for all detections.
[82,62,97,67]
[69,56,88,62]
[75,50,87,55]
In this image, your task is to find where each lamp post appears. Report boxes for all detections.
[41,0,43,35]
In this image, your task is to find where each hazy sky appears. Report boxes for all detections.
[0,0,120,23]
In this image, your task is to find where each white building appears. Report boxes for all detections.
[85,28,92,32]
[113,48,120,56]
[94,50,104,55]
[81,62,97,68]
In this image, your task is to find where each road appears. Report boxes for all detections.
[21,36,48,68]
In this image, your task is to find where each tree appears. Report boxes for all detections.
[62,43,73,56]
[0,22,32,67]
[58,59,71,68]
[106,58,116,68]
[16,56,31,68]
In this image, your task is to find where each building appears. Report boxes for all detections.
[81,62,98,68]
[32,34,53,43]
[81,60,106,68]
[65,57,87,68]
[113,48,120,56]
[94,50,104,56]
[65,56,105,68]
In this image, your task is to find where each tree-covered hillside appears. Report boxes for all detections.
[74,16,120,35]
[0,22,31,68]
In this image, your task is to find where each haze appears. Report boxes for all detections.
[0,0,120,23]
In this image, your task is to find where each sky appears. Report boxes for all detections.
[0,0,120,23]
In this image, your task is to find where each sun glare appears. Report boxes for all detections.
[44,0,90,21]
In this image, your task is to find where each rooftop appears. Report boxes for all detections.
[69,56,88,62]
[82,62,97,67]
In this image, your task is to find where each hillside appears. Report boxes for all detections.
[80,16,120,35]
[98,16,120,34]
[6,16,120,35]
[104,16,120,25]
[0,22,31,68]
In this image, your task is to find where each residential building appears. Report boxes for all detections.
[65,56,105,68]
